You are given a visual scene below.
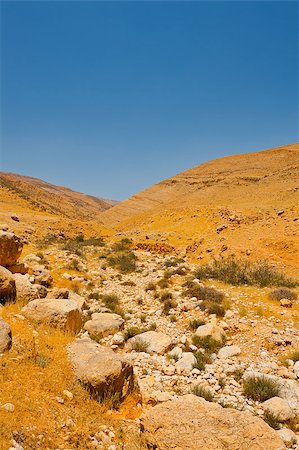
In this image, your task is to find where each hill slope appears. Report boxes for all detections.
[100,143,299,273]
[0,172,115,242]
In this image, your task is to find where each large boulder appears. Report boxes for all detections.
[128,331,173,355]
[218,345,241,359]
[0,317,12,353]
[13,274,46,304]
[140,394,286,450]
[0,266,16,305]
[68,336,135,403]
[262,397,294,422]
[0,231,23,267]
[195,318,227,343]
[21,298,82,333]
[84,313,125,338]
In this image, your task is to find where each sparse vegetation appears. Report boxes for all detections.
[131,339,149,352]
[123,326,144,341]
[192,335,226,354]
[243,375,280,402]
[263,411,280,430]
[191,384,214,402]
[269,288,297,301]
[145,282,156,291]
[192,351,210,370]
[194,256,298,287]
[164,257,185,268]
[189,319,206,331]
[107,251,137,273]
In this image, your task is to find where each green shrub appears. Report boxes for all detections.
[157,279,169,289]
[111,238,132,252]
[123,326,144,341]
[66,259,81,271]
[191,384,213,402]
[164,257,185,268]
[107,251,137,273]
[162,299,177,315]
[184,282,224,303]
[192,351,210,370]
[160,291,173,302]
[194,257,297,288]
[102,294,120,312]
[131,339,149,353]
[189,319,206,331]
[145,282,156,292]
[192,335,226,354]
[269,288,297,301]
[243,375,280,402]
[207,303,226,317]
[263,411,280,430]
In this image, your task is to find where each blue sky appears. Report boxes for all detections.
[1,1,298,200]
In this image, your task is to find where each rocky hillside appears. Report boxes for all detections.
[0,229,298,449]
[100,143,299,275]
[0,172,115,221]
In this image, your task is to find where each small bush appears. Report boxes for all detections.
[164,257,185,268]
[111,238,132,252]
[192,335,226,354]
[66,259,81,271]
[145,282,156,292]
[123,326,145,341]
[157,279,169,289]
[264,411,280,430]
[102,294,120,312]
[139,314,146,323]
[269,288,297,301]
[207,303,226,317]
[107,251,137,273]
[88,291,99,300]
[162,299,177,315]
[131,339,149,353]
[184,282,224,303]
[192,351,210,370]
[36,233,61,249]
[148,322,157,331]
[194,256,298,288]
[121,280,136,286]
[191,384,213,402]
[160,291,173,302]
[286,350,299,363]
[243,375,280,402]
[189,319,206,331]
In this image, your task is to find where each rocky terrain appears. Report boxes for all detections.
[0,144,299,449]
[100,143,299,275]
[0,222,298,449]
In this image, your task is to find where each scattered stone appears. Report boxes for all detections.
[175,352,196,373]
[218,345,241,359]
[68,336,135,403]
[0,317,12,353]
[0,265,16,304]
[2,402,15,412]
[280,299,293,308]
[21,298,82,333]
[262,397,294,422]
[13,274,46,304]
[128,331,173,354]
[84,313,125,338]
[195,318,227,343]
[277,428,297,447]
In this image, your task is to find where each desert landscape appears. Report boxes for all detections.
[0,143,298,449]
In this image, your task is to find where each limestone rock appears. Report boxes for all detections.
[128,331,173,354]
[218,345,241,359]
[68,336,135,402]
[31,265,53,287]
[0,266,16,305]
[84,313,124,338]
[0,232,23,267]
[277,428,297,447]
[140,394,286,450]
[262,397,294,422]
[0,317,12,352]
[195,319,227,343]
[50,287,69,299]
[13,274,46,304]
[21,298,82,333]
[293,361,299,379]
[175,352,196,373]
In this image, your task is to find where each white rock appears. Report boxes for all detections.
[218,345,241,359]
[262,397,294,422]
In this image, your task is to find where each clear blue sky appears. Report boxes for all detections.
[1,1,298,200]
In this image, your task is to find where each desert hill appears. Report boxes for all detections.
[0,172,115,242]
[100,143,299,274]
